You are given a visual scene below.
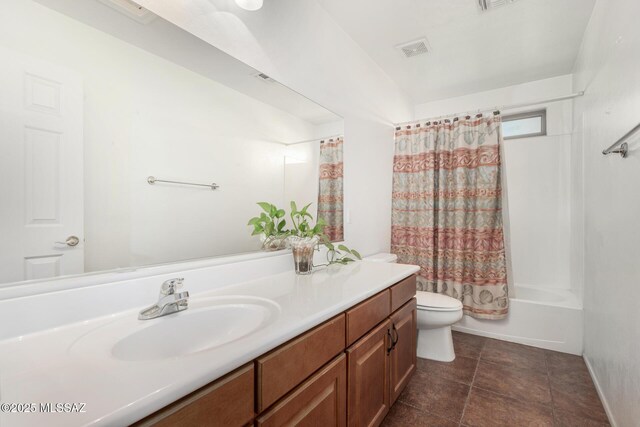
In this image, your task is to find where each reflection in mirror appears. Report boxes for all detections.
[0,0,344,287]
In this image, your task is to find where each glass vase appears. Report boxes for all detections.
[288,236,319,275]
[261,234,288,251]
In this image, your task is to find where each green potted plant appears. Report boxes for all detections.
[248,201,361,274]
[287,202,327,274]
[247,202,289,251]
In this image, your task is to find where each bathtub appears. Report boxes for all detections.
[453,284,583,355]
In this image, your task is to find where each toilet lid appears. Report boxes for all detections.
[416,291,463,312]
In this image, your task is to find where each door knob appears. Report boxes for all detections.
[55,236,80,247]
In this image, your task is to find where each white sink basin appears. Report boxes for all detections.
[70,296,280,362]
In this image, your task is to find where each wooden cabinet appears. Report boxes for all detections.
[345,290,390,346]
[256,354,347,427]
[256,314,345,412]
[347,298,417,427]
[390,275,416,313]
[135,275,417,427]
[133,364,254,427]
[389,299,417,405]
[346,320,391,427]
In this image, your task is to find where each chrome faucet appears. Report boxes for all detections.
[138,278,190,320]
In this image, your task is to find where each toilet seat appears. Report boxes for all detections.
[416,291,463,312]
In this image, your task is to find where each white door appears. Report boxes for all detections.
[0,47,84,284]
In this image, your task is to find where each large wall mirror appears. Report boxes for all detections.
[0,0,344,287]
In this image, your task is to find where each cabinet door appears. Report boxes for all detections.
[256,354,347,427]
[347,319,391,427]
[389,299,417,405]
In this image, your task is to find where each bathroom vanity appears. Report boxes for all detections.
[134,274,417,427]
[0,260,419,427]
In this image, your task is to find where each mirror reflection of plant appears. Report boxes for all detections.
[247,202,288,238]
[288,201,326,239]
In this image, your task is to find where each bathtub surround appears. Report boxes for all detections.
[391,115,509,319]
[455,284,583,355]
[572,0,640,425]
[318,137,344,241]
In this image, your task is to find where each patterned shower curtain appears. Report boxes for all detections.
[318,137,344,241]
[391,114,509,319]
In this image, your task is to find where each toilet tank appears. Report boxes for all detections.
[363,253,398,263]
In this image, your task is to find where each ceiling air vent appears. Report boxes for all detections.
[396,38,431,59]
[253,72,275,83]
[478,0,518,12]
[98,0,157,24]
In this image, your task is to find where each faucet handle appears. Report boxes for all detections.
[160,278,184,295]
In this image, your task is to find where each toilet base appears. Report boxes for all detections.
[417,326,455,362]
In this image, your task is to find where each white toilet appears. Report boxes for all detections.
[415,291,463,362]
[364,253,464,362]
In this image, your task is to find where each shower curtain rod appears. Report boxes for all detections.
[394,91,585,127]
[284,134,343,146]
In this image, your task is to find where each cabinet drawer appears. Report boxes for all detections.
[346,290,390,346]
[256,314,346,412]
[256,354,347,427]
[133,364,254,427]
[390,275,416,313]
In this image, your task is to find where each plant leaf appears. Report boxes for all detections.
[351,249,362,260]
[257,202,272,213]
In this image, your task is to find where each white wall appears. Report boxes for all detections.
[572,0,640,425]
[415,75,575,291]
[0,1,323,272]
[135,0,414,257]
[284,142,320,214]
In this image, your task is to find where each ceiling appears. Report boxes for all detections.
[317,0,596,104]
[33,0,342,126]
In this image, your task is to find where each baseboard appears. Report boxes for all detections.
[583,355,617,427]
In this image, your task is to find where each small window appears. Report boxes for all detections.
[502,109,546,140]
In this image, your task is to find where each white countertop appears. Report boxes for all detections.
[0,261,418,427]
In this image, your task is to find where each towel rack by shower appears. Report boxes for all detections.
[147,176,220,190]
[602,121,640,158]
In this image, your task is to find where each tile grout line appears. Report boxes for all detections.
[415,355,480,387]
[458,337,486,425]
[545,350,560,426]
[395,398,463,425]
[469,384,552,408]
[473,354,547,374]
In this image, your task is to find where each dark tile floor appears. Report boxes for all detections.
[382,332,610,427]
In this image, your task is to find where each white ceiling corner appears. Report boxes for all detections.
[317,0,596,104]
